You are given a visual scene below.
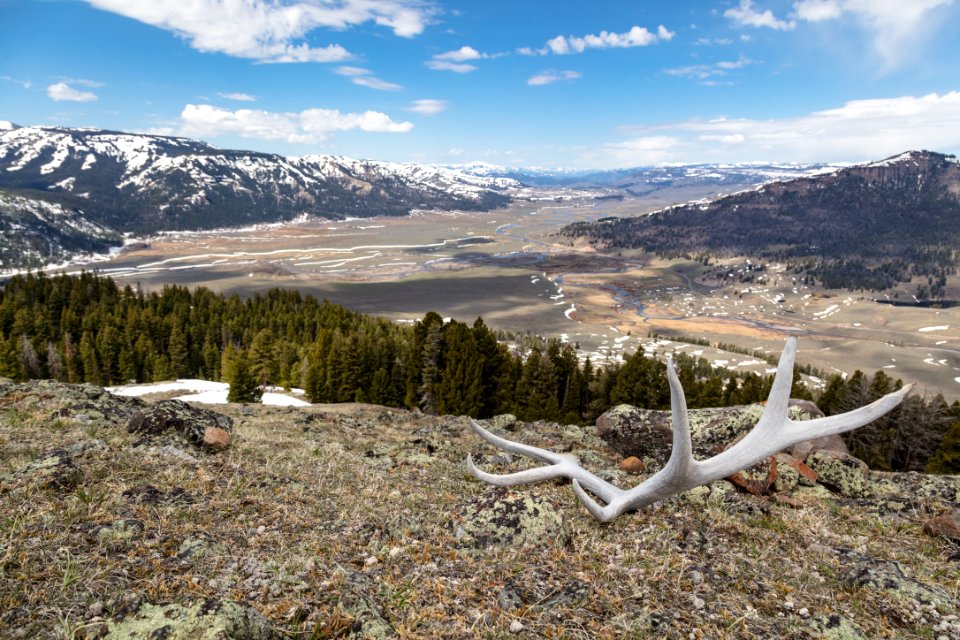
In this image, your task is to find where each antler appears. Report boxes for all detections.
[466,338,911,522]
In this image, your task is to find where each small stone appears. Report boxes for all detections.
[923,510,960,544]
[364,555,378,566]
[619,456,645,474]
[203,426,231,449]
[256,525,266,535]
[388,547,401,558]
[509,620,524,633]
[690,570,704,585]
[89,601,104,617]
[798,607,810,617]
[691,595,706,610]
[784,601,794,610]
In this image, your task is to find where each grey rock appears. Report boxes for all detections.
[806,614,867,640]
[838,549,956,613]
[337,572,396,638]
[596,402,822,463]
[127,399,233,449]
[0,439,107,492]
[457,488,566,549]
[94,599,277,639]
[806,450,870,497]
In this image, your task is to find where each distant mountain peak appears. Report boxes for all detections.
[863,149,955,169]
[0,121,17,131]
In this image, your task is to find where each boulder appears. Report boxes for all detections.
[127,400,233,450]
[806,450,870,497]
[596,401,825,465]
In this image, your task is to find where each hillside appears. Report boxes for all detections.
[0,124,515,268]
[561,151,960,291]
[1,379,958,638]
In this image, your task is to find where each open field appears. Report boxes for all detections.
[77,197,960,401]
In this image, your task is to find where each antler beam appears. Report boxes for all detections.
[466,337,911,522]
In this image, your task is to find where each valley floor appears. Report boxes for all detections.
[69,198,960,401]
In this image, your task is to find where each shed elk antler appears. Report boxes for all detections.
[466,338,911,522]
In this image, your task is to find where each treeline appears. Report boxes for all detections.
[1,272,957,473]
[0,272,787,423]
[818,369,960,474]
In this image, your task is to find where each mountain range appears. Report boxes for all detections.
[0,121,518,269]
[562,150,960,292]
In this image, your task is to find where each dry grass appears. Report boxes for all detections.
[0,382,958,639]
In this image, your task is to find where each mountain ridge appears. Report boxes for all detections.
[561,149,960,292]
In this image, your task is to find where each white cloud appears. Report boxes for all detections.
[85,0,437,63]
[792,0,953,69]
[793,0,844,21]
[177,103,413,144]
[426,46,492,72]
[586,91,960,167]
[725,0,797,30]
[47,82,99,102]
[217,92,257,101]
[333,66,402,90]
[333,66,369,77]
[447,148,463,156]
[529,25,675,56]
[0,76,32,89]
[527,70,581,86]
[408,99,448,115]
[665,56,757,80]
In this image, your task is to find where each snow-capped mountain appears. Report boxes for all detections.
[0,124,516,235]
[454,161,836,191]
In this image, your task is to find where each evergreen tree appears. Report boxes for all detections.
[226,350,262,403]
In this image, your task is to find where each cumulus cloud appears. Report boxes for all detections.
[408,99,448,115]
[217,92,257,101]
[584,92,960,167]
[792,0,953,69]
[523,25,674,56]
[176,103,413,144]
[527,70,581,86]
[85,0,436,63]
[333,66,402,90]
[724,0,797,30]
[47,82,99,102]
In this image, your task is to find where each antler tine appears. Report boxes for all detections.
[465,419,623,503]
[572,353,701,522]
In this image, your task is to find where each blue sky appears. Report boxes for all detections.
[1,0,959,168]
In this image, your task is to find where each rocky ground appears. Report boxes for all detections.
[0,379,958,639]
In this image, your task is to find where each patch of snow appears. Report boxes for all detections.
[106,379,310,406]
[918,325,949,332]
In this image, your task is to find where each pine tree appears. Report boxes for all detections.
[227,350,262,403]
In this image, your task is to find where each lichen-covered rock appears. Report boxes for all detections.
[337,572,396,639]
[127,400,233,449]
[805,614,867,639]
[456,489,566,548]
[90,519,145,548]
[0,439,106,492]
[596,401,822,464]
[838,549,956,614]
[95,599,277,639]
[0,380,145,425]
[679,480,738,508]
[806,450,870,497]
[490,413,518,432]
